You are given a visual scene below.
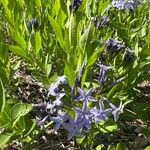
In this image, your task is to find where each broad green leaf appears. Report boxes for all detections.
[0,132,14,147]
[0,104,12,127]
[0,68,8,85]
[0,79,5,113]
[116,142,128,150]
[11,103,32,121]
[57,9,67,29]
[96,145,104,150]
[87,39,100,59]
[99,121,118,133]
[24,119,36,137]
[48,16,64,48]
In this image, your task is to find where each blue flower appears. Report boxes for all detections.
[75,88,96,110]
[112,0,140,10]
[63,119,81,140]
[107,101,125,122]
[57,75,67,85]
[48,75,67,97]
[98,64,112,86]
[105,39,125,54]
[91,100,112,123]
[76,88,96,102]
[51,111,72,131]
[74,107,93,131]
[48,83,59,96]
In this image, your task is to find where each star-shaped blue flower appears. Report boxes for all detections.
[51,112,72,131]
[74,107,92,131]
[91,100,112,123]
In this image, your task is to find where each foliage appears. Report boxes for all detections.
[0,0,150,149]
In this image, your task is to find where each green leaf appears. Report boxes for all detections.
[0,79,5,113]
[64,61,75,86]
[11,103,32,121]
[0,104,12,127]
[0,132,14,147]
[79,22,91,53]
[82,47,103,85]
[145,146,150,150]
[96,145,104,150]
[107,83,123,100]
[24,119,36,137]
[87,39,100,58]
[31,32,42,55]
[35,0,41,8]
[9,46,30,62]
[48,15,64,48]
[99,121,118,133]
[69,14,77,49]
[87,47,103,68]
[11,32,27,50]
[76,136,85,144]
[116,142,128,150]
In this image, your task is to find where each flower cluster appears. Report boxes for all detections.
[105,38,136,63]
[34,76,68,128]
[34,72,126,140]
[50,86,125,140]
[105,39,125,54]
[112,0,140,10]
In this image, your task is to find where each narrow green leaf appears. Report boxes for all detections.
[69,14,77,49]
[48,16,64,48]
[9,46,30,62]
[64,61,75,86]
[107,83,123,100]
[11,32,27,49]
[0,79,5,113]
[31,32,42,55]
[79,22,91,53]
